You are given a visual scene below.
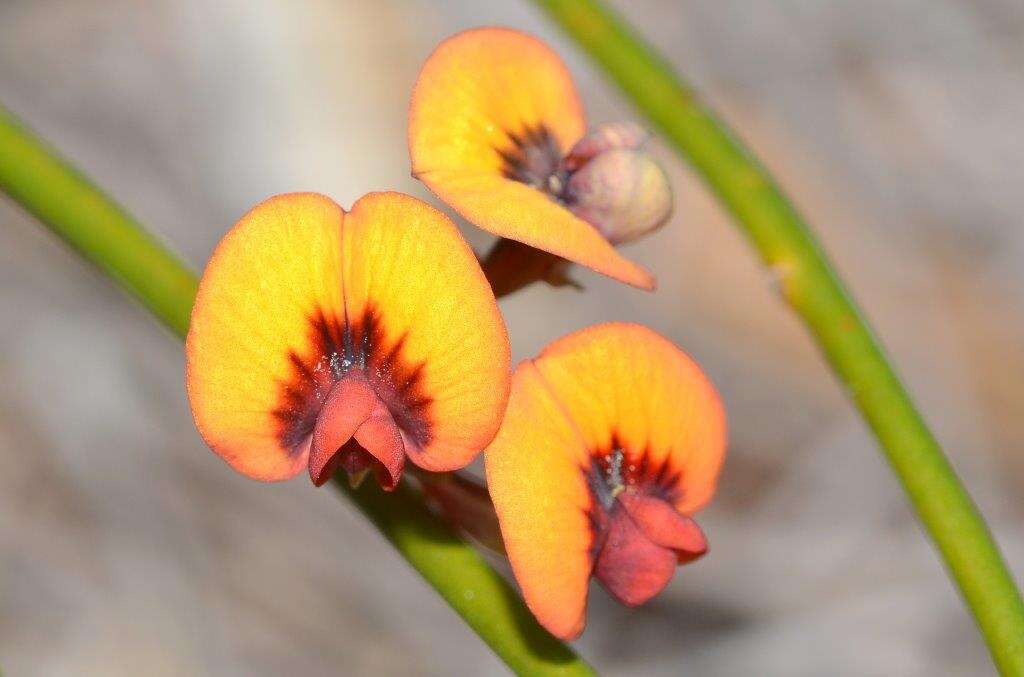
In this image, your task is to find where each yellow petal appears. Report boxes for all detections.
[186,192,511,482]
[484,361,593,640]
[533,323,726,514]
[340,191,511,471]
[186,193,345,480]
[409,27,654,290]
[485,323,725,637]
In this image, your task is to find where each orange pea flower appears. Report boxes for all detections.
[186,192,511,489]
[484,323,726,639]
[409,27,671,292]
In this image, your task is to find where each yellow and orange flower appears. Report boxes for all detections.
[409,27,667,292]
[485,323,726,639]
[185,191,511,488]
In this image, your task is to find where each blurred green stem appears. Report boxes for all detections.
[0,103,593,676]
[533,0,1024,673]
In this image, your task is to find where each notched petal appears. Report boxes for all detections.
[187,191,511,487]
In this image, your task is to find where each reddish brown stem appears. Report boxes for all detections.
[414,468,506,554]
[480,237,581,298]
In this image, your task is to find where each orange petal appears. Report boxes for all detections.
[483,362,593,640]
[338,192,510,472]
[186,191,510,483]
[186,193,345,481]
[484,323,725,636]
[533,323,726,515]
[409,27,654,290]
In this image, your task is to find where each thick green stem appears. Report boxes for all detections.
[532,0,1024,673]
[0,102,593,676]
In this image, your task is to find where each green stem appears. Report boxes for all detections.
[338,478,585,673]
[533,1,1024,673]
[0,108,196,336]
[0,102,593,676]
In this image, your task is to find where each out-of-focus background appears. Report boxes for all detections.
[2,1,1023,674]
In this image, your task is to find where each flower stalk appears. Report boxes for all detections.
[0,102,594,677]
[532,0,1024,672]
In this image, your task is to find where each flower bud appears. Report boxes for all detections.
[562,122,648,172]
[564,147,673,245]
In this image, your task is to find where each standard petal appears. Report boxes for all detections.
[409,27,654,290]
[185,193,346,481]
[340,192,511,472]
[533,323,726,515]
[484,362,594,640]
[409,27,584,179]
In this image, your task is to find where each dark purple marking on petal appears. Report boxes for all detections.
[271,303,434,458]
[497,123,564,190]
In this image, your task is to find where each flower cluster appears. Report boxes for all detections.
[185,27,725,640]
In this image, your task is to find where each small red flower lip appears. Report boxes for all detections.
[306,372,405,489]
[484,323,726,639]
[592,490,708,607]
[185,191,511,489]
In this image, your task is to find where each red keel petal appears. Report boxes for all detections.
[594,508,676,607]
[353,409,405,490]
[618,492,708,560]
[308,374,406,489]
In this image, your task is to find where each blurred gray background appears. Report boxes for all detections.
[2,1,1023,674]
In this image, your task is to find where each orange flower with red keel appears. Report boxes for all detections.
[409,28,672,294]
[485,323,725,639]
[186,191,510,489]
